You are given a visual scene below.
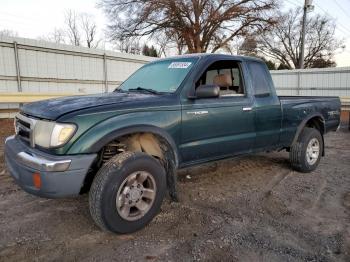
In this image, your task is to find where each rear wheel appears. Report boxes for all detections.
[289,127,323,173]
[89,151,166,233]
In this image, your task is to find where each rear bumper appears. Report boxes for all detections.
[4,136,97,198]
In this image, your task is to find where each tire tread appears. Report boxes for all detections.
[89,151,135,231]
[289,127,323,173]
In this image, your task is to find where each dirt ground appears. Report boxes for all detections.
[0,119,349,262]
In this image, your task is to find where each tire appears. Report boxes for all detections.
[89,151,166,233]
[289,127,323,173]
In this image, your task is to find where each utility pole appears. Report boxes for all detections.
[299,0,314,69]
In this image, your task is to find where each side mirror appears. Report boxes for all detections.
[193,84,220,99]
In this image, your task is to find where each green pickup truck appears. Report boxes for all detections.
[5,54,341,233]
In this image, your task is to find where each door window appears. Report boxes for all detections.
[196,60,245,97]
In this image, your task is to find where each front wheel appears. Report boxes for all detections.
[289,127,323,173]
[89,151,166,233]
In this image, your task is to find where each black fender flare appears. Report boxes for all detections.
[291,113,325,156]
[88,124,180,168]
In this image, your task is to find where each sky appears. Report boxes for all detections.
[0,0,350,66]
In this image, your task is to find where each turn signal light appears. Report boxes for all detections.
[32,173,41,189]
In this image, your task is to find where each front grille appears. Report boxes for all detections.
[15,114,36,147]
[17,118,30,129]
[18,128,30,140]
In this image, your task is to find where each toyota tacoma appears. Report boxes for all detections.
[5,54,341,233]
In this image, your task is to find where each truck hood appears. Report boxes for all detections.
[20,92,156,120]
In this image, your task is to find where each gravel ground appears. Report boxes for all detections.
[0,119,349,262]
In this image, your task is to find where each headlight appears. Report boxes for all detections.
[34,120,76,148]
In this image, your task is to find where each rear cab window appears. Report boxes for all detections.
[247,61,273,96]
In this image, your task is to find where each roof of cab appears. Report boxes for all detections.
[155,53,263,63]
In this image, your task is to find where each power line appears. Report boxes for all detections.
[334,0,350,20]
[284,0,350,39]
[0,17,47,30]
[286,0,350,36]
[284,0,300,7]
[0,10,63,33]
[0,10,45,24]
[312,1,350,37]
[285,0,304,6]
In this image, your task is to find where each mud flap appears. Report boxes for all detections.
[164,155,178,202]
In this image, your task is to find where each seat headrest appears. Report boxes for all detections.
[213,74,232,88]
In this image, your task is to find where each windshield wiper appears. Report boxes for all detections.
[113,88,127,93]
[128,87,161,95]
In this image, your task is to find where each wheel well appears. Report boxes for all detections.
[99,133,165,164]
[81,132,178,199]
[288,116,325,153]
[305,116,325,134]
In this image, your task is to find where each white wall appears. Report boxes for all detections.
[0,36,155,110]
[1,37,349,113]
[271,67,350,97]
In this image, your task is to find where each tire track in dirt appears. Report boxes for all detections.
[310,179,328,212]
[262,170,293,196]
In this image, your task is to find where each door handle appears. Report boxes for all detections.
[242,107,252,111]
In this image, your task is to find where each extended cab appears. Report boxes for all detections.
[5,54,341,233]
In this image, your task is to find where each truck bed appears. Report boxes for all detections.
[278,95,341,145]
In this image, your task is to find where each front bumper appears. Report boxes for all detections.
[4,136,97,198]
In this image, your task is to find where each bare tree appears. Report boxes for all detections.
[39,28,66,44]
[154,33,172,57]
[40,10,101,48]
[65,10,81,46]
[99,0,278,53]
[115,37,141,54]
[239,36,258,56]
[80,13,101,48]
[153,30,186,56]
[257,8,343,69]
[0,29,18,38]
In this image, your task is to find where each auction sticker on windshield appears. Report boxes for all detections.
[168,62,192,69]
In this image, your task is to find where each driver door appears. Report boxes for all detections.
[179,60,255,164]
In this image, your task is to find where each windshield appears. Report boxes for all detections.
[118,57,198,93]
